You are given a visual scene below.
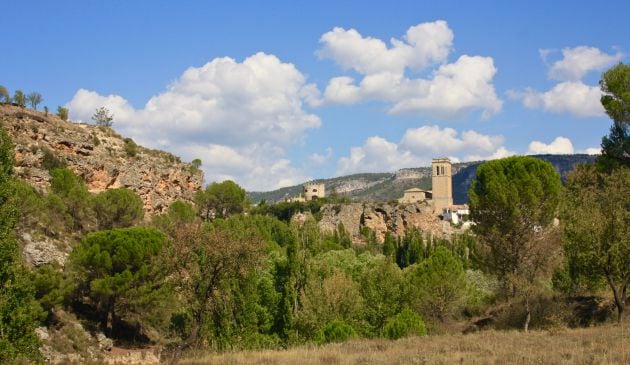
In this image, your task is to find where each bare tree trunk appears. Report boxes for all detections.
[605,273,627,324]
[524,297,531,333]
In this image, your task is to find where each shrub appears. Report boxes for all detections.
[316,320,357,344]
[383,308,427,339]
[93,188,144,230]
[41,148,67,171]
[56,106,69,121]
[124,138,137,157]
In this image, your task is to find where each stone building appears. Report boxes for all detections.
[398,188,432,204]
[303,182,325,201]
[431,158,453,213]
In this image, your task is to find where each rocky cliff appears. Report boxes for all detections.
[318,202,453,244]
[0,104,203,215]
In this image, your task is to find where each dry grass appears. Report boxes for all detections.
[180,324,629,365]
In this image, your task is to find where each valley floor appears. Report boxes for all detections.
[180,324,629,365]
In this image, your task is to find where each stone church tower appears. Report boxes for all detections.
[431,158,453,213]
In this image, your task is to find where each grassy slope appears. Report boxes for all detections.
[181,324,629,364]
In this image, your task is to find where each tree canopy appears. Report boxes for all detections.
[561,165,629,322]
[68,227,171,336]
[93,188,144,230]
[469,156,562,296]
[195,180,246,220]
[598,63,630,172]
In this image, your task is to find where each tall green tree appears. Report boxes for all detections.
[12,90,26,108]
[0,128,43,363]
[469,156,562,297]
[598,63,630,172]
[56,106,68,121]
[561,165,629,322]
[50,168,93,230]
[0,85,8,103]
[408,246,467,322]
[26,92,43,110]
[93,188,144,230]
[167,219,265,360]
[195,180,246,220]
[68,227,172,337]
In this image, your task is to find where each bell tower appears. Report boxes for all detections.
[431,158,453,213]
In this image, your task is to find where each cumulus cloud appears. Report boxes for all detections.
[316,21,502,119]
[336,125,513,175]
[526,136,575,155]
[67,52,319,190]
[546,46,622,81]
[510,46,621,117]
[510,81,605,117]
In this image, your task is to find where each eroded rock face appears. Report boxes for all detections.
[318,202,446,244]
[1,105,203,216]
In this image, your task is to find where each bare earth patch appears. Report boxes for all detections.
[180,324,629,365]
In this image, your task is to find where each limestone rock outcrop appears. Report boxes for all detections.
[318,202,448,244]
[1,105,203,216]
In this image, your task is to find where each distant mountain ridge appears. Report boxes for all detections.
[247,154,598,204]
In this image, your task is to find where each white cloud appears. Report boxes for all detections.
[526,136,575,155]
[309,147,333,165]
[337,125,513,175]
[511,81,604,117]
[67,52,319,191]
[511,46,620,117]
[337,136,424,175]
[583,147,601,155]
[317,21,453,75]
[317,21,501,119]
[547,46,622,81]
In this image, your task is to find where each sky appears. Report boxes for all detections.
[2,1,628,191]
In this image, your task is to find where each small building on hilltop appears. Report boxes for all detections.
[398,188,432,204]
[304,182,325,201]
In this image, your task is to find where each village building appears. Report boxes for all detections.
[431,157,453,214]
[442,204,470,225]
[398,188,432,204]
[304,182,325,200]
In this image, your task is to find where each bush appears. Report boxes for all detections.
[41,148,67,171]
[56,106,68,121]
[383,308,427,339]
[316,320,357,344]
[123,138,138,157]
[93,188,144,230]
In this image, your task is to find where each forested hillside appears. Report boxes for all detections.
[248,154,597,204]
[0,62,627,365]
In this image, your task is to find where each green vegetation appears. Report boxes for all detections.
[13,89,26,108]
[93,188,144,230]
[68,227,171,337]
[27,92,43,110]
[195,180,247,220]
[56,106,68,121]
[562,165,629,322]
[0,64,626,362]
[123,137,138,157]
[0,128,43,363]
[91,106,113,127]
[0,85,9,103]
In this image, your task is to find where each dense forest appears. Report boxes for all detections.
[0,65,628,364]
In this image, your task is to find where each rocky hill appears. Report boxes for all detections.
[0,104,203,215]
[249,155,597,204]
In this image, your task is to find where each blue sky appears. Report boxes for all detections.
[2,1,628,190]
